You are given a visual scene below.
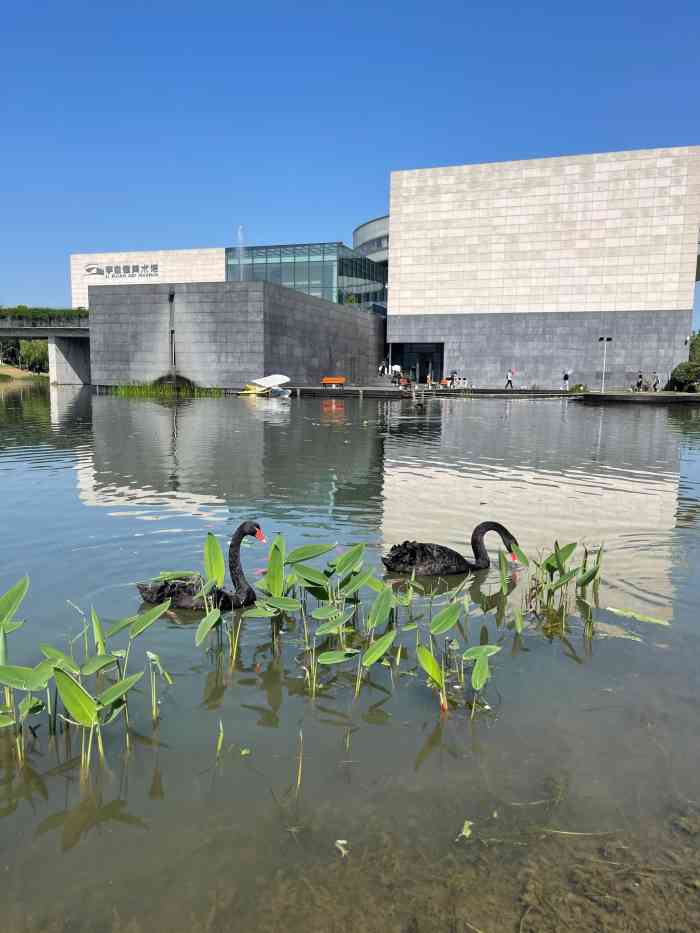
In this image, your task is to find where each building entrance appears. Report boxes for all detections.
[390,342,444,383]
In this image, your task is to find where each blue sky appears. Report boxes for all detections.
[1,0,698,312]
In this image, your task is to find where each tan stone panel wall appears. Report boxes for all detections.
[388,146,700,316]
[70,248,226,308]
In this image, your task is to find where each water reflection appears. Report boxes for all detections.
[2,385,700,931]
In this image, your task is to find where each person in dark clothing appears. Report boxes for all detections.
[652,372,660,392]
[636,373,643,392]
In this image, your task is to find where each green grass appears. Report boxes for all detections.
[110,382,223,399]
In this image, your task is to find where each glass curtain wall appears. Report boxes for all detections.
[225,243,386,309]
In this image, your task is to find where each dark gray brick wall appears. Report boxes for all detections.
[89,285,172,385]
[263,283,385,384]
[387,309,692,388]
[89,281,385,388]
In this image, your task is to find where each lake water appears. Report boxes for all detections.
[2,383,700,933]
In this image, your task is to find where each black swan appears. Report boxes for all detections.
[382,521,518,576]
[137,521,266,610]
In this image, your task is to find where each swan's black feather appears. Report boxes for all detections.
[382,522,518,577]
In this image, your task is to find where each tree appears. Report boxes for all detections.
[0,338,19,365]
[18,339,49,373]
[668,332,700,391]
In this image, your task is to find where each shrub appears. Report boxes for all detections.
[667,361,700,392]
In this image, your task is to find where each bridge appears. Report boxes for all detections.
[0,317,91,384]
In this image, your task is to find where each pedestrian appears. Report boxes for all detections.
[505,369,514,390]
[391,362,401,386]
[561,370,570,391]
[652,372,660,392]
[636,372,643,392]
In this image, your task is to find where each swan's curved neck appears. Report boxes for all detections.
[470,522,514,570]
[228,527,251,593]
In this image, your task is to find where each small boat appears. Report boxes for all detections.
[240,374,291,398]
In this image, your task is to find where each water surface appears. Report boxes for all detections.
[2,383,700,932]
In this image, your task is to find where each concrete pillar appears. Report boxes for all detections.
[48,336,91,385]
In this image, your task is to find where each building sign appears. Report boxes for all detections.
[84,262,160,280]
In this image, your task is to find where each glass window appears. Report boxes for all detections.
[308,261,323,287]
[267,262,282,284]
[294,261,309,288]
[281,262,294,286]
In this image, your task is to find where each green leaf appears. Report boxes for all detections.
[471,655,490,691]
[554,542,577,573]
[266,537,285,598]
[292,564,329,587]
[606,607,670,626]
[362,629,397,668]
[39,644,80,675]
[129,600,171,640]
[242,606,277,618]
[105,614,139,639]
[333,544,365,578]
[367,586,394,631]
[19,694,44,721]
[261,596,302,612]
[339,566,380,597]
[512,543,529,567]
[98,671,144,707]
[317,650,359,665]
[53,669,98,726]
[576,564,600,587]
[286,543,336,564]
[463,645,502,661]
[416,645,444,690]
[0,576,29,627]
[204,533,226,587]
[155,570,198,581]
[315,617,352,637]
[195,609,222,647]
[498,550,509,595]
[0,665,37,690]
[81,654,119,676]
[548,568,579,592]
[311,604,343,620]
[3,619,24,635]
[429,601,461,636]
[32,659,56,688]
[513,608,524,634]
[91,607,106,655]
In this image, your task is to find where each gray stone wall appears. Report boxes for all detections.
[89,285,172,385]
[173,282,264,387]
[48,335,91,385]
[263,282,385,384]
[89,281,385,388]
[388,308,692,388]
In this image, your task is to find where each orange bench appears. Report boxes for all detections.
[321,376,346,388]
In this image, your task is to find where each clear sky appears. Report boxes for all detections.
[1,0,698,311]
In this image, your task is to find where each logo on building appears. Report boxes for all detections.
[84,262,160,280]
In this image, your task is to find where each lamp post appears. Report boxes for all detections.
[598,336,612,393]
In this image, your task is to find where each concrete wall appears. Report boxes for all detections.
[387,307,691,388]
[89,280,385,388]
[89,285,172,385]
[263,282,385,384]
[48,335,91,385]
[71,247,225,309]
[389,146,700,317]
[174,282,264,387]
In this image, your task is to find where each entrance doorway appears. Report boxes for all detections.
[390,343,444,383]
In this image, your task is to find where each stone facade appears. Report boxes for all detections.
[70,248,226,309]
[88,281,385,388]
[387,307,691,389]
[389,146,700,317]
[263,283,385,385]
[47,335,91,385]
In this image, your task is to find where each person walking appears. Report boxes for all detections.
[636,372,643,392]
[505,369,514,390]
[652,372,660,392]
[391,362,402,386]
[561,370,570,391]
